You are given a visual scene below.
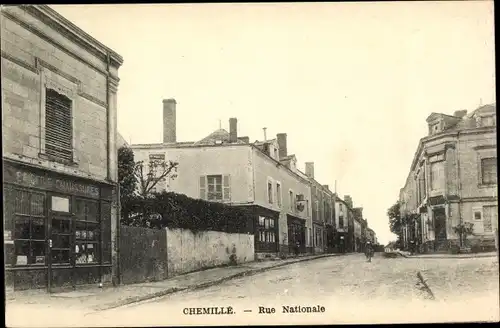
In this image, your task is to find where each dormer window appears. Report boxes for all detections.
[482,115,496,127]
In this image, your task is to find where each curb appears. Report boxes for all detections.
[94,254,337,312]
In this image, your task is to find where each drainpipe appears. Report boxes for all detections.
[106,52,111,181]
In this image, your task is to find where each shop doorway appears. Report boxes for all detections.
[47,194,74,293]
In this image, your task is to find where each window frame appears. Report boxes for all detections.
[11,188,47,267]
[276,181,282,208]
[472,207,483,221]
[480,157,497,185]
[74,197,101,266]
[289,190,294,212]
[207,175,223,201]
[256,216,278,252]
[267,178,274,204]
[39,67,79,164]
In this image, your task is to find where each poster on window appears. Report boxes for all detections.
[51,196,70,212]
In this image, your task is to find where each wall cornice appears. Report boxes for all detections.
[23,5,124,68]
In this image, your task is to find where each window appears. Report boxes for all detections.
[482,115,496,127]
[473,209,482,221]
[276,183,282,207]
[268,181,273,204]
[306,200,309,216]
[13,190,46,266]
[483,206,497,233]
[339,215,344,228]
[430,161,445,190]
[256,216,277,252]
[200,175,230,201]
[481,158,497,185]
[207,175,223,200]
[289,191,294,211]
[74,199,100,264]
[45,88,73,161]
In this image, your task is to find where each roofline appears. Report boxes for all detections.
[22,5,123,67]
[402,125,496,193]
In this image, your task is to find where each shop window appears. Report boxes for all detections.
[256,216,277,252]
[75,199,100,264]
[12,190,46,266]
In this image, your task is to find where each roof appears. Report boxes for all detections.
[193,129,246,146]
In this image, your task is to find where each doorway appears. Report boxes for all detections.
[47,194,75,293]
[433,207,447,251]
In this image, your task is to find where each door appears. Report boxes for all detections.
[433,208,447,251]
[48,194,74,293]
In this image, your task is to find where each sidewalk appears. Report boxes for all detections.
[6,253,340,314]
[397,251,497,259]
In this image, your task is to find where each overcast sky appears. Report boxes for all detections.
[51,2,495,244]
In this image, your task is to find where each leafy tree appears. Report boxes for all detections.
[118,146,137,200]
[387,201,402,237]
[453,222,474,247]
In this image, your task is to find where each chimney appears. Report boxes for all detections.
[229,118,238,143]
[276,133,287,158]
[163,99,177,143]
[322,184,329,190]
[453,110,468,118]
[305,162,315,179]
[344,195,353,208]
[263,127,267,141]
[238,136,250,143]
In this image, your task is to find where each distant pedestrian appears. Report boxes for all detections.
[365,241,374,262]
[295,241,300,256]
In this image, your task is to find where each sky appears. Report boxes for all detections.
[51,1,495,245]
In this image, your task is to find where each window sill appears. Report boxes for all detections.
[39,152,79,167]
[478,183,497,189]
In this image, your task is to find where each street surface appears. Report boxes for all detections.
[7,254,499,326]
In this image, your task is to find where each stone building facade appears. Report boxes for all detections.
[2,5,123,291]
[399,104,497,253]
[129,99,313,259]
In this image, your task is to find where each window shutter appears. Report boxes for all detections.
[199,176,206,200]
[45,89,73,161]
[223,175,231,201]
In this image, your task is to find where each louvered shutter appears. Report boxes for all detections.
[45,89,73,161]
[199,176,206,200]
[223,175,231,201]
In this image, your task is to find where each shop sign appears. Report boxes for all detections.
[149,153,165,160]
[5,165,100,198]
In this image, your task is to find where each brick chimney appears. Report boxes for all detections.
[305,162,315,179]
[344,195,353,208]
[276,133,287,158]
[163,99,176,143]
[229,118,237,143]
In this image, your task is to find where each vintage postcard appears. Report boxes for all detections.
[2,1,498,327]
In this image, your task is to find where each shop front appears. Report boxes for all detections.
[3,160,114,292]
[287,215,306,254]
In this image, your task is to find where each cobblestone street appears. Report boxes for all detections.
[76,254,499,326]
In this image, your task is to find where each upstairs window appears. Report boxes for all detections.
[267,181,273,204]
[276,183,282,207]
[289,191,294,211]
[481,158,497,185]
[45,88,73,161]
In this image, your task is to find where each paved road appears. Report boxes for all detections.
[88,254,499,326]
[7,254,499,326]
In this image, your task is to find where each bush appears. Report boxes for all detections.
[449,244,460,254]
[122,191,253,234]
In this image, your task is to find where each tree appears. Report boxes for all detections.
[453,222,474,248]
[118,146,137,200]
[134,159,179,198]
[387,201,402,237]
